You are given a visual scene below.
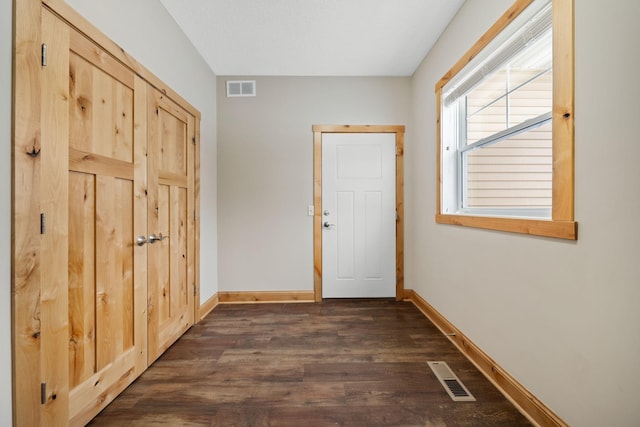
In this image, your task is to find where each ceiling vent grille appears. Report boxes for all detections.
[226,80,256,97]
[427,361,476,402]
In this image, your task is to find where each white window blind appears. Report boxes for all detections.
[442,1,552,108]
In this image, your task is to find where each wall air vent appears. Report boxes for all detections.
[427,361,476,402]
[226,80,256,97]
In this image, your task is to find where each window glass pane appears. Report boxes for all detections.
[508,30,552,83]
[508,69,552,127]
[467,96,507,145]
[464,27,552,147]
[464,121,552,209]
[466,71,507,117]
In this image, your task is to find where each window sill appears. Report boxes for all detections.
[435,213,577,240]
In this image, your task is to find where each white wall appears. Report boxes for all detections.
[407,1,640,426]
[217,77,410,292]
[64,0,219,303]
[1,0,13,423]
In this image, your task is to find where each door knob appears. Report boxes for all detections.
[323,221,335,228]
[148,232,169,244]
[136,235,148,246]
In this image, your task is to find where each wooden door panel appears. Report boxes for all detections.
[158,106,188,175]
[69,173,137,382]
[69,171,96,388]
[93,72,133,162]
[67,25,147,427]
[148,89,195,363]
[154,185,190,325]
[171,186,189,312]
[94,176,134,369]
[164,186,189,324]
[69,52,134,163]
[155,184,171,324]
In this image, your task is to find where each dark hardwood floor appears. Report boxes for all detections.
[89,300,532,426]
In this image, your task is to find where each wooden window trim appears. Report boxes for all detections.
[435,0,577,240]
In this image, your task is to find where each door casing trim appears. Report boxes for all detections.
[312,125,405,302]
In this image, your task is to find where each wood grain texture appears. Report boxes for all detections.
[193,116,201,322]
[395,131,405,301]
[68,171,96,388]
[312,125,405,301]
[312,130,323,302]
[67,23,147,425]
[69,149,134,180]
[95,175,118,370]
[147,87,196,364]
[435,89,443,217]
[218,291,315,303]
[69,30,134,92]
[14,2,200,425]
[131,76,149,378]
[13,0,44,423]
[69,350,138,427]
[435,213,577,240]
[405,289,568,427]
[40,9,71,424]
[312,124,405,134]
[552,0,575,221]
[89,300,532,426]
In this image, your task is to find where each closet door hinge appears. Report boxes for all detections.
[192,136,197,145]
[40,382,47,404]
[193,211,196,221]
[41,43,47,67]
[40,213,46,234]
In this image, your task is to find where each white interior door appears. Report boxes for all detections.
[322,133,396,298]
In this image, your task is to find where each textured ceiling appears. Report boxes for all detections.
[159,0,465,76]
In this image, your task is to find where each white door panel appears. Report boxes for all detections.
[322,133,396,298]
[364,191,383,279]
[336,191,355,279]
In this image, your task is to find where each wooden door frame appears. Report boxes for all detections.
[312,125,405,302]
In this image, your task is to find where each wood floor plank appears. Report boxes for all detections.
[89,300,531,426]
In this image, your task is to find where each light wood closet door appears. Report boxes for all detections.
[14,3,200,425]
[147,88,196,363]
[66,24,148,426]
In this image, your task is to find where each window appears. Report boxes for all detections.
[436,0,576,240]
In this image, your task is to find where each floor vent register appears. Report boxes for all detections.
[427,361,476,402]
